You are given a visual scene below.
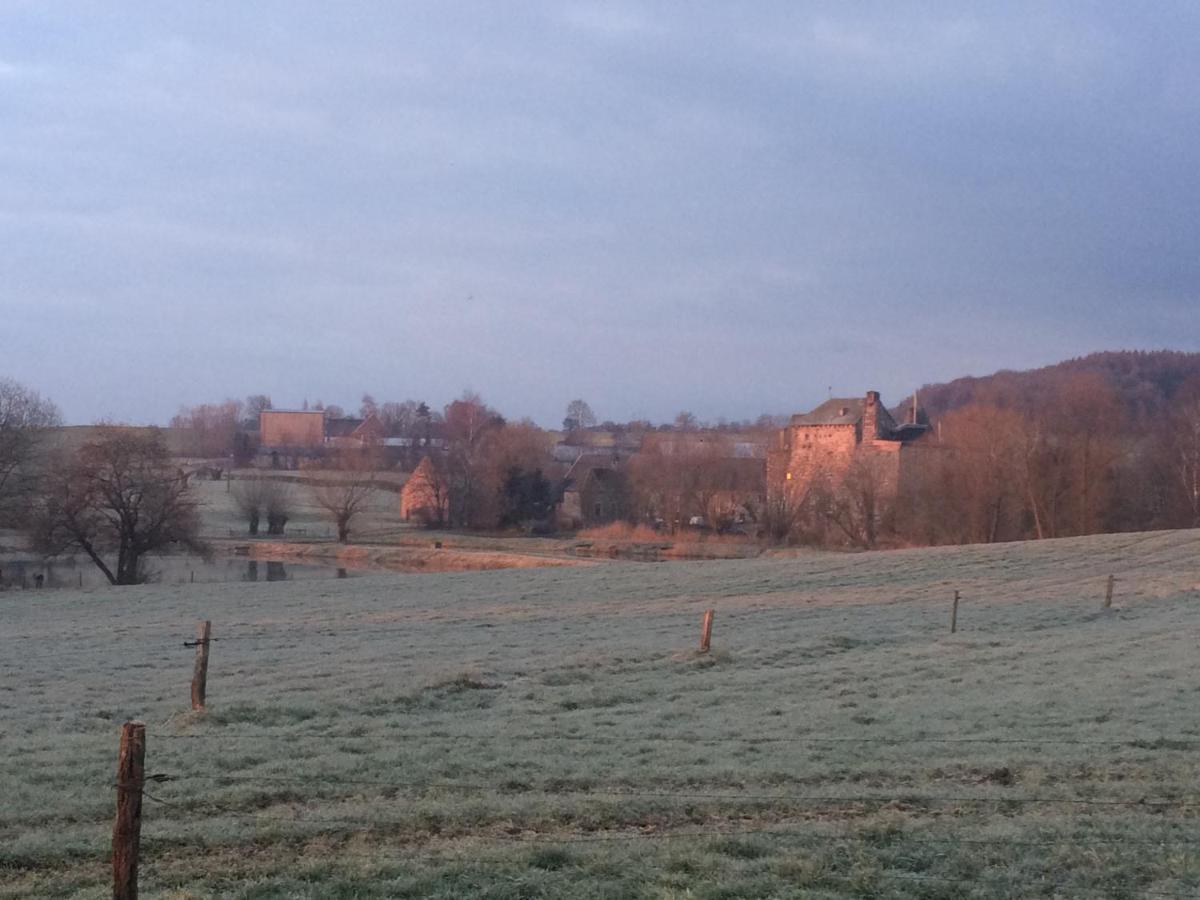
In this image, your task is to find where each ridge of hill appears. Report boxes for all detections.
[902,350,1200,422]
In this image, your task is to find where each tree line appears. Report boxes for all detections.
[3,361,1200,586]
[895,372,1200,544]
[769,371,1200,550]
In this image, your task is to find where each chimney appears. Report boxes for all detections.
[863,391,880,439]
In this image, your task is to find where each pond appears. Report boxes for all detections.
[0,553,356,591]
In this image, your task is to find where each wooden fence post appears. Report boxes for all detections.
[190,620,212,710]
[950,590,960,634]
[112,721,145,900]
[1103,575,1115,609]
[699,609,714,653]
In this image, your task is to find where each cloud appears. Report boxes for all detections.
[560,3,662,39]
[0,2,1197,425]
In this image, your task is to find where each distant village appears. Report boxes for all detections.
[16,349,1200,559]
[214,389,932,542]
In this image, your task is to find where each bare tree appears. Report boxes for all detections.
[444,391,504,528]
[563,399,596,433]
[673,411,700,432]
[170,400,242,459]
[310,451,378,542]
[757,485,809,544]
[938,404,1027,544]
[264,481,294,535]
[244,394,273,424]
[825,455,893,550]
[380,400,418,434]
[360,393,379,419]
[0,377,62,521]
[1161,379,1200,528]
[402,455,449,527]
[628,441,686,529]
[31,427,208,585]
[231,477,295,536]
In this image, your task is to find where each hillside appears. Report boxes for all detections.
[901,350,1200,422]
[4,530,1199,898]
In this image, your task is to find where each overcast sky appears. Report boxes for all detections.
[3,3,1198,426]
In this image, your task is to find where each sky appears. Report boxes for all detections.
[2,2,1198,427]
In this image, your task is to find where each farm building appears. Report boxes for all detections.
[557,454,627,528]
[259,410,325,450]
[326,413,386,448]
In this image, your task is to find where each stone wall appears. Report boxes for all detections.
[767,391,915,507]
[774,423,859,497]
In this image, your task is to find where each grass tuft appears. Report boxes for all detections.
[708,837,772,860]
[527,846,574,871]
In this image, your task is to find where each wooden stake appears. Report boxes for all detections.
[950,590,960,634]
[112,721,145,900]
[1104,575,1115,609]
[699,609,714,653]
[190,620,212,710]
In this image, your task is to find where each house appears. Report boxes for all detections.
[557,453,627,529]
[259,410,325,450]
[640,431,767,459]
[552,429,641,463]
[325,414,386,449]
[767,390,929,502]
[258,410,327,468]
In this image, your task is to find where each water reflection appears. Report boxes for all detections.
[245,560,298,582]
[0,554,352,590]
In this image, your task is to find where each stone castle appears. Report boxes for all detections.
[767,390,929,501]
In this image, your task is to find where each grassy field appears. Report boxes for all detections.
[2,529,1199,898]
[191,476,406,544]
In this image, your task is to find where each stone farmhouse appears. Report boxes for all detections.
[767,390,929,502]
[556,453,627,529]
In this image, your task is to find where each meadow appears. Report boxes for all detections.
[2,529,1199,898]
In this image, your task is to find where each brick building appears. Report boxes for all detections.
[259,410,325,450]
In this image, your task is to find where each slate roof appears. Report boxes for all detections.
[787,394,927,442]
[561,453,619,493]
[324,417,365,438]
[789,398,865,427]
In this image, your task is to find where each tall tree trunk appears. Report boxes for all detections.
[1027,486,1045,540]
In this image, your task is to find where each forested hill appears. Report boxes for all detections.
[904,351,1200,423]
